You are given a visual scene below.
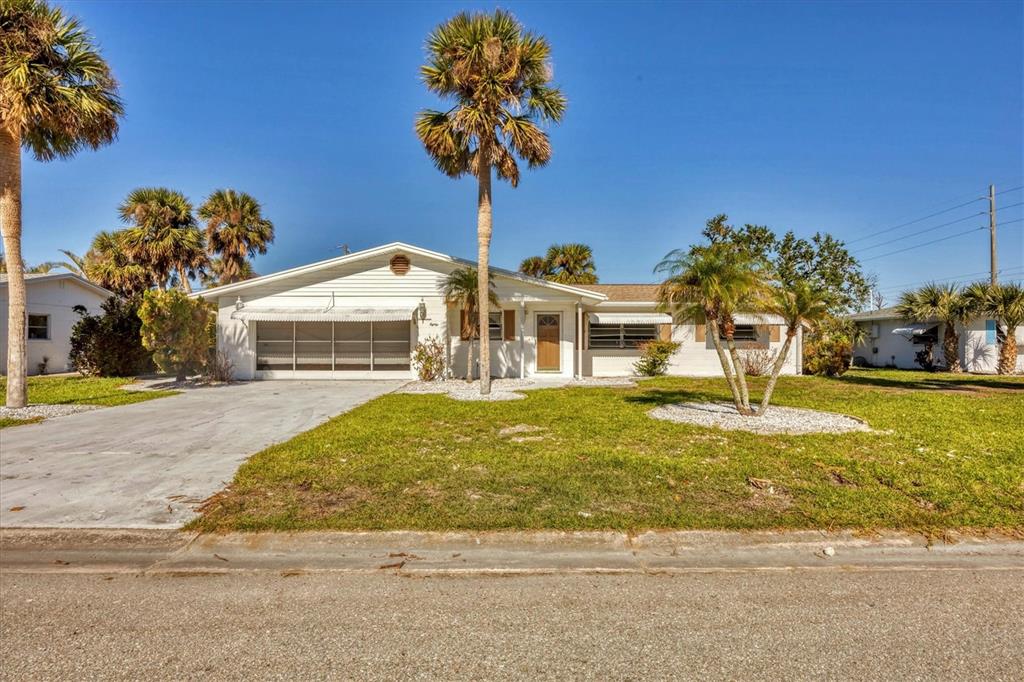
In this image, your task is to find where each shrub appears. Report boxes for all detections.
[803,336,852,376]
[738,349,775,376]
[412,337,447,381]
[633,340,680,376]
[204,349,235,383]
[69,297,153,377]
[138,290,215,381]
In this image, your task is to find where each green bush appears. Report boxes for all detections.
[69,297,153,377]
[803,336,851,376]
[138,290,215,381]
[633,340,681,376]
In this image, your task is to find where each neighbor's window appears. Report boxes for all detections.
[27,314,49,340]
[589,323,657,349]
[720,324,757,342]
[912,326,939,346]
[488,312,503,340]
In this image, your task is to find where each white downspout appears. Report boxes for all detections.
[576,303,583,379]
[519,299,526,378]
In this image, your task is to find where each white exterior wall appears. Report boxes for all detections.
[962,319,1024,373]
[0,278,110,375]
[854,318,1023,373]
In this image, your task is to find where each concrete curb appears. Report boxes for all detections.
[2,528,1022,575]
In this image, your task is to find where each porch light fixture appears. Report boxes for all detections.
[234,296,244,311]
[418,298,427,321]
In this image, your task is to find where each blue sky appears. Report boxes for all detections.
[22,0,1024,304]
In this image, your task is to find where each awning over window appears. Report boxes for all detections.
[232,307,415,322]
[892,324,937,337]
[588,312,672,325]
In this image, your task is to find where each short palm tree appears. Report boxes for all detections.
[756,280,829,415]
[83,230,152,298]
[895,283,972,372]
[416,10,566,394]
[118,188,207,293]
[656,244,764,415]
[965,281,1024,375]
[1,0,123,407]
[57,249,87,278]
[518,255,549,279]
[442,267,499,381]
[198,189,274,286]
[544,243,598,284]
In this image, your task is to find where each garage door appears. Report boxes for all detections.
[255,321,411,375]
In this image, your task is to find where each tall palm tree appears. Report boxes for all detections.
[441,266,499,381]
[57,249,87,277]
[416,10,566,395]
[965,281,1024,375]
[656,244,764,415]
[518,255,548,279]
[83,229,152,298]
[895,283,972,372]
[118,188,207,293]
[198,189,274,286]
[756,280,829,415]
[1,0,123,407]
[544,243,598,284]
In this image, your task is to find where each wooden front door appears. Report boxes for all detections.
[536,313,561,371]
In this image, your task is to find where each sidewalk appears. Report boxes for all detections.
[3,528,1022,575]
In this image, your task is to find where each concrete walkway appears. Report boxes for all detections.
[0,381,402,528]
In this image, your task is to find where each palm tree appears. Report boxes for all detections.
[1,0,123,407]
[201,257,257,288]
[518,255,549,279]
[83,230,152,298]
[895,283,972,372]
[965,281,1024,375]
[118,188,207,293]
[198,189,274,286]
[756,280,829,415]
[442,267,499,381]
[544,243,598,284]
[656,244,764,415]
[57,249,87,278]
[416,10,566,395]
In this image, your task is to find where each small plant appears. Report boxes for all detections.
[914,344,938,372]
[633,340,680,376]
[412,337,447,381]
[803,336,852,376]
[203,349,235,383]
[738,349,774,377]
[37,356,49,375]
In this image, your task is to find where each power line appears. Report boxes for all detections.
[994,184,1023,197]
[874,266,1024,293]
[846,195,986,246]
[852,211,985,253]
[860,227,986,262]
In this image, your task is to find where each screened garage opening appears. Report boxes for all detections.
[255,321,411,375]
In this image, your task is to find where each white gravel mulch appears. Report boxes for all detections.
[0,404,100,421]
[649,401,871,435]
[566,377,638,388]
[399,378,532,401]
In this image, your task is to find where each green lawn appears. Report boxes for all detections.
[193,369,1024,534]
[0,376,176,428]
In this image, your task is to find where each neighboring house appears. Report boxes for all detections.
[193,242,801,381]
[0,273,113,375]
[848,306,1024,373]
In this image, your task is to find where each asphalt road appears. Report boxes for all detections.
[2,568,1022,680]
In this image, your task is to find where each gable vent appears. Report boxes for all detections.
[389,254,411,276]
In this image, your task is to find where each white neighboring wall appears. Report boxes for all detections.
[0,276,111,375]
[853,317,1023,373]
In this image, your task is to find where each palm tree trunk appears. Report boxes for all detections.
[1,125,28,408]
[177,266,192,294]
[476,153,493,395]
[720,317,751,412]
[942,321,961,373]
[707,317,748,415]
[756,329,796,416]
[998,329,1017,375]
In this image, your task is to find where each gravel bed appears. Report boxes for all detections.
[398,379,535,394]
[0,404,100,421]
[649,401,871,435]
[566,377,638,388]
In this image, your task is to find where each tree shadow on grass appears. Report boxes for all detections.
[624,387,726,407]
[835,373,1024,394]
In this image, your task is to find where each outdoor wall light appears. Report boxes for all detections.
[418,299,427,321]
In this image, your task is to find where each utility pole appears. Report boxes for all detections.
[988,184,997,285]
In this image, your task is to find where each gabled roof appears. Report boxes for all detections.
[190,241,607,302]
[576,283,660,302]
[0,272,112,298]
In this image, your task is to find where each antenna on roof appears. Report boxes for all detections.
[336,243,351,255]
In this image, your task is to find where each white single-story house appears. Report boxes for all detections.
[193,242,801,381]
[848,306,1024,373]
[0,272,114,375]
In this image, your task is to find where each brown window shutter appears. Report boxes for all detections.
[459,309,471,340]
[770,325,780,342]
[503,309,516,341]
[694,323,706,342]
[659,324,672,341]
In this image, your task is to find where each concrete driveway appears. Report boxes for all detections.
[0,381,402,528]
